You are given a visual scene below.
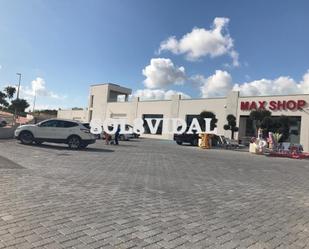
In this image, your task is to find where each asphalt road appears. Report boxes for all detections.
[0,138,309,249]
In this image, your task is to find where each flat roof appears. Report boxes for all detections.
[89,83,309,99]
[239,93,309,98]
[90,83,128,88]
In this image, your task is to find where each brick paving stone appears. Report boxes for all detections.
[1,139,309,248]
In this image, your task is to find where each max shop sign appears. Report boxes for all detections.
[240,100,306,111]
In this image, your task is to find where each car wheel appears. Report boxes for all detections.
[79,143,88,149]
[67,136,81,150]
[176,140,183,145]
[119,134,126,141]
[19,131,34,145]
[191,138,199,146]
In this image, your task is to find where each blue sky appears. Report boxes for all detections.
[0,0,309,109]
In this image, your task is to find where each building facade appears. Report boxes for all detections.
[58,83,309,151]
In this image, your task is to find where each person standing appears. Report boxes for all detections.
[114,125,121,145]
[103,131,110,145]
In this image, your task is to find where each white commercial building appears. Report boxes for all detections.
[58,83,309,151]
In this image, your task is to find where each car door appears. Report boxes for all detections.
[35,120,59,140]
[55,120,79,141]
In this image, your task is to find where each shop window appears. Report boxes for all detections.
[241,115,301,143]
[245,118,255,137]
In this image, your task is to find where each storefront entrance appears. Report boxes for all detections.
[238,115,301,143]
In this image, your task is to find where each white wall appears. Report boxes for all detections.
[57,109,88,122]
[106,97,227,139]
[179,98,227,136]
[57,83,309,151]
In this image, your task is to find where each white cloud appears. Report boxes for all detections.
[233,71,309,96]
[134,89,190,101]
[22,77,61,99]
[197,70,233,98]
[17,77,66,111]
[229,50,239,67]
[299,70,309,93]
[159,17,239,66]
[165,90,191,99]
[140,56,309,99]
[32,77,60,98]
[196,70,309,97]
[142,58,187,89]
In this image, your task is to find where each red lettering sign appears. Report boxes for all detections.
[286,100,296,110]
[240,101,250,110]
[277,101,286,110]
[240,100,306,111]
[249,102,257,110]
[269,101,276,110]
[258,101,266,109]
[297,100,306,109]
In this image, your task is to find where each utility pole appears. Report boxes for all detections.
[32,90,36,113]
[16,73,22,99]
[13,73,22,125]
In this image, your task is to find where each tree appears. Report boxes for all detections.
[0,91,9,108]
[249,109,272,135]
[223,114,239,139]
[32,109,58,115]
[4,86,16,99]
[9,99,29,113]
[198,111,218,131]
[0,86,18,110]
[260,116,274,131]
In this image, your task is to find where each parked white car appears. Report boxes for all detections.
[15,119,96,149]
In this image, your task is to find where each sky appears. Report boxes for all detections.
[0,0,309,110]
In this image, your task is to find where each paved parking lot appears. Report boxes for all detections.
[0,139,309,249]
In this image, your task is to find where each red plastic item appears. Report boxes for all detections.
[269,151,309,159]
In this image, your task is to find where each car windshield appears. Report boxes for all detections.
[82,123,90,129]
[39,120,58,127]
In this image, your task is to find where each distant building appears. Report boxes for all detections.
[0,111,32,125]
[58,83,309,151]
[57,108,89,123]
